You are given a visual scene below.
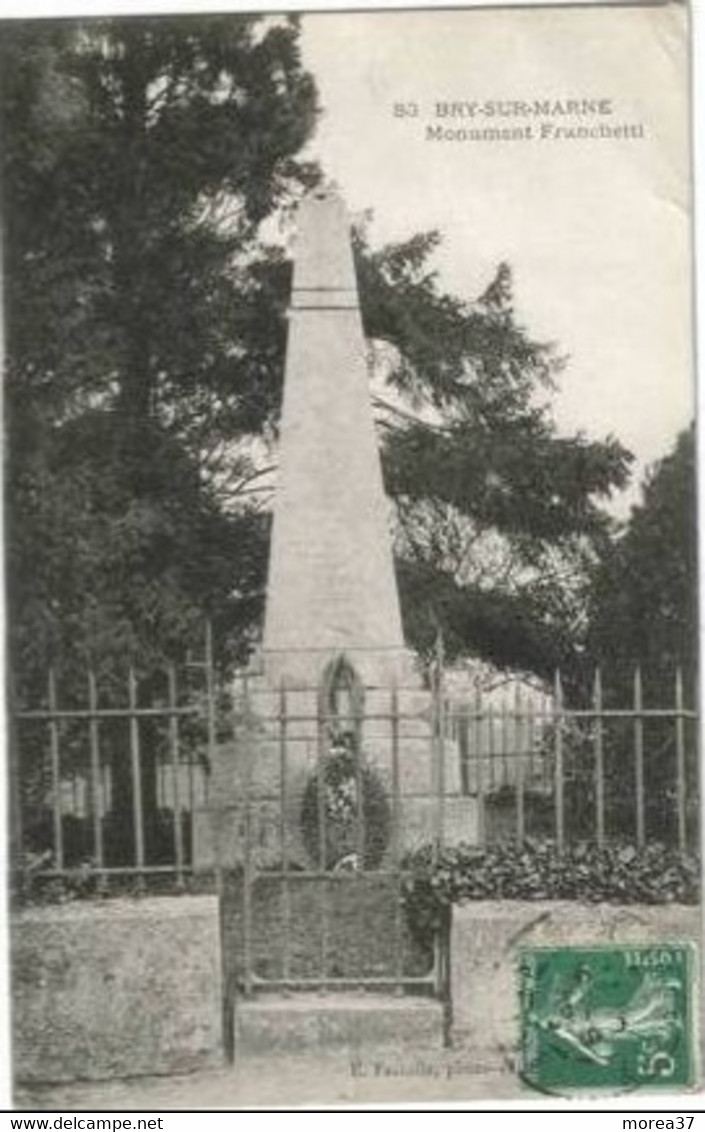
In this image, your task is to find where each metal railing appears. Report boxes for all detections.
[451,667,698,853]
[222,660,698,1002]
[9,647,698,902]
[220,670,448,1001]
[9,627,216,891]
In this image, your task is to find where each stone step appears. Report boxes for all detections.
[234,992,445,1055]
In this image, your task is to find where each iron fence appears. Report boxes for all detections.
[452,667,699,853]
[217,659,698,1004]
[218,668,452,1009]
[9,626,216,891]
[8,645,699,899]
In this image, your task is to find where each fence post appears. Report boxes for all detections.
[355,696,365,868]
[434,631,446,856]
[474,680,485,846]
[633,667,645,849]
[487,701,496,796]
[501,693,510,790]
[515,683,525,842]
[593,667,605,848]
[279,679,292,984]
[458,703,470,796]
[128,667,146,887]
[242,674,254,996]
[391,679,404,995]
[675,667,686,852]
[48,669,64,872]
[87,668,105,874]
[316,684,329,983]
[218,866,235,1063]
[167,665,185,887]
[7,673,25,886]
[390,680,401,862]
[205,620,216,806]
[554,670,565,853]
[526,687,536,798]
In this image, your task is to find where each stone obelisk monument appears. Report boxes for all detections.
[262,189,407,688]
[194,189,471,869]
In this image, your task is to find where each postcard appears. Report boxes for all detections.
[2,0,700,1110]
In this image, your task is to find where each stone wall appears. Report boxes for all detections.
[450,901,702,1070]
[11,893,701,1086]
[11,896,221,1084]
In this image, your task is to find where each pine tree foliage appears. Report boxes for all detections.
[586,424,697,698]
[355,228,632,676]
[2,14,318,689]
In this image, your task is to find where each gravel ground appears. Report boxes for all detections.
[15,1050,523,1110]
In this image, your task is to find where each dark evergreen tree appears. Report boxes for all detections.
[586,424,696,695]
[2,14,320,864]
[355,231,632,679]
[564,427,698,847]
[2,14,318,692]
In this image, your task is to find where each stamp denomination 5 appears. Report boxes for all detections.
[519,945,694,1094]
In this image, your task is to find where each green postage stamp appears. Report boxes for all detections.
[520,945,695,1094]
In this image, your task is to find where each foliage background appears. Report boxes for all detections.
[401,840,701,950]
[3,14,657,693]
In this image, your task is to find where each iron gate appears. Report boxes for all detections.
[217,661,453,1058]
